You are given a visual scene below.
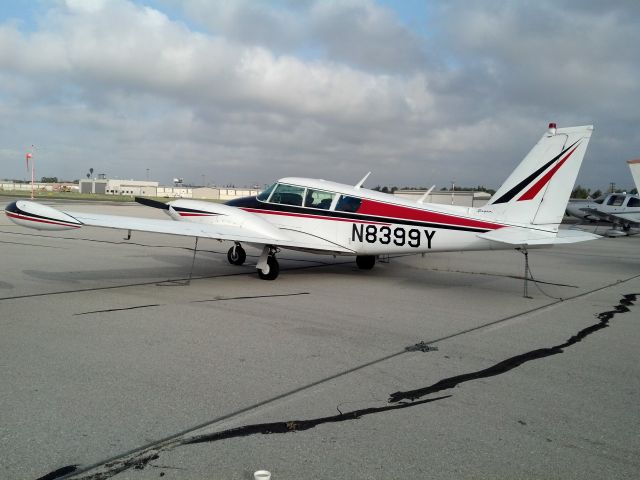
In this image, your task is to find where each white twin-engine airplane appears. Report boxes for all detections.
[6,124,599,280]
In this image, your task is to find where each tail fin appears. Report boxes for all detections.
[484,123,593,228]
[627,159,640,192]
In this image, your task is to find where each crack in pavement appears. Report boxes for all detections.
[72,293,310,316]
[38,290,639,480]
[389,293,638,403]
[35,465,79,480]
[74,304,161,316]
[182,395,450,445]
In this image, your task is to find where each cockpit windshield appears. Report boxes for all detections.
[257,183,277,201]
[270,183,305,206]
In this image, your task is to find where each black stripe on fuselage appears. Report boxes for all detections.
[489,140,580,205]
[226,197,492,233]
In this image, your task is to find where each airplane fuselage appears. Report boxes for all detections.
[220,177,514,256]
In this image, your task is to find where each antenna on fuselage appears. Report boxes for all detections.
[355,172,371,189]
[417,185,435,204]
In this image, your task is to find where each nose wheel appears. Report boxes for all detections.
[227,244,247,265]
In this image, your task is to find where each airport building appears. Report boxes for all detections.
[80,179,159,196]
[79,178,260,200]
[0,181,79,193]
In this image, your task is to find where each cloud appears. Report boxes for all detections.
[0,0,638,190]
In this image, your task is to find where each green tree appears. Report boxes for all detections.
[571,185,590,199]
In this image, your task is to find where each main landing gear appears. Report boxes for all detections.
[227,243,280,280]
[256,245,280,280]
[227,243,246,265]
[356,255,376,270]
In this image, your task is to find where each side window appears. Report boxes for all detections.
[335,195,362,213]
[270,184,305,206]
[607,195,624,206]
[257,183,277,201]
[626,197,640,208]
[304,189,335,210]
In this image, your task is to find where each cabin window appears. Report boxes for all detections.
[270,183,305,206]
[607,195,625,206]
[304,189,335,210]
[257,183,277,201]
[335,195,362,213]
[627,197,640,208]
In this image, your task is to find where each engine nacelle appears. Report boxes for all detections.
[5,201,82,231]
[167,199,282,239]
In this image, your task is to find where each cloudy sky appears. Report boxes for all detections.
[1,0,639,191]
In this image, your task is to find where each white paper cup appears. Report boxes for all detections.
[254,470,271,480]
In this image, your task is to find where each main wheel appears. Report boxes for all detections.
[258,256,280,280]
[356,255,376,270]
[227,245,246,265]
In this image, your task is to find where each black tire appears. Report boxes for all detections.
[356,255,376,270]
[258,256,279,280]
[227,245,246,265]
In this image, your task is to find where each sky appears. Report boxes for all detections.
[0,0,639,191]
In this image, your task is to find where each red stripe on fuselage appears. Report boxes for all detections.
[356,199,503,230]
[6,211,81,228]
[517,144,580,201]
[242,204,503,231]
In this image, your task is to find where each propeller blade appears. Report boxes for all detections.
[135,197,170,210]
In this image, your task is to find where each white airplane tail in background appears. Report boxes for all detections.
[627,159,640,192]
[484,123,594,228]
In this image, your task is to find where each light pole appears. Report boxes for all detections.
[26,146,35,199]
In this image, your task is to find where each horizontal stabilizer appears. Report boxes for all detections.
[478,227,600,246]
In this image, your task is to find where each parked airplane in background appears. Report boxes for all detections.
[6,124,598,280]
[566,159,640,236]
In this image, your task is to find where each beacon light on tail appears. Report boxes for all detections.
[5,124,600,280]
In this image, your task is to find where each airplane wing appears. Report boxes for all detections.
[580,208,640,226]
[610,213,640,225]
[477,227,600,246]
[5,200,355,254]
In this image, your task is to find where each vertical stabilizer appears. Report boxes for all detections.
[484,124,593,228]
[627,159,640,192]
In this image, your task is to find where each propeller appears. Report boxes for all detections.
[135,197,170,210]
